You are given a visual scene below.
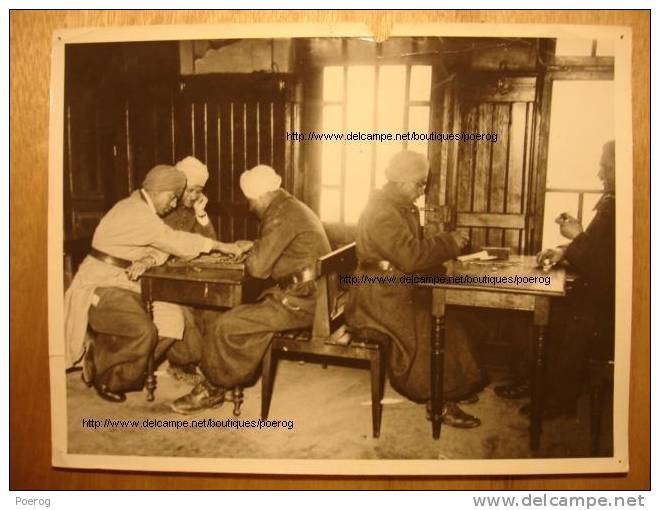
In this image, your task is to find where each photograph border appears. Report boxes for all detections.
[46,20,633,476]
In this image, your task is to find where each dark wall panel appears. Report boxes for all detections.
[452,77,536,254]
[64,49,299,245]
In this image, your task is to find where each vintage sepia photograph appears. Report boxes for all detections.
[47,22,633,475]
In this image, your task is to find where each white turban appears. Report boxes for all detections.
[175,156,209,188]
[239,165,282,199]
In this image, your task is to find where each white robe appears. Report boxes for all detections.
[64,190,214,367]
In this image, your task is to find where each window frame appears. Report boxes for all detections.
[318,63,432,223]
[531,40,614,251]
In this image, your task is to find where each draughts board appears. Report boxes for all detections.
[167,251,249,269]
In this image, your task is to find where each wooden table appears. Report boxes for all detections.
[140,261,266,409]
[141,261,263,310]
[425,255,566,449]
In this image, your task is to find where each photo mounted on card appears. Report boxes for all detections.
[47,21,633,475]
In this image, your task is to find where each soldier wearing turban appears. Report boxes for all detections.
[170,165,331,414]
[345,150,485,428]
[162,156,217,239]
[160,157,218,383]
[64,164,245,403]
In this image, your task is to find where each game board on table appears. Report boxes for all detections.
[166,251,249,270]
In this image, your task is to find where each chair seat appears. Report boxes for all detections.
[273,325,379,352]
[350,327,391,346]
[274,328,312,342]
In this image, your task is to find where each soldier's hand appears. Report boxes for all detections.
[448,230,470,250]
[235,240,254,254]
[536,247,565,267]
[125,255,156,281]
[213,241,243,257]
[559,216,583,240]
[193,194,208,217]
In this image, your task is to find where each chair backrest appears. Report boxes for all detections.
[312,242,357,339]
[322,222,358,249]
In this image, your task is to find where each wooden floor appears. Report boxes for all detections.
[65,359,612,461]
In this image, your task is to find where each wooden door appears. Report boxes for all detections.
[447,75,537,254]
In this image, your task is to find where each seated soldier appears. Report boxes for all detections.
[64,164,244,403]
[526,140,615,418]
[161,156,218,384]
[170,165,332,413]
[345,150,484,428]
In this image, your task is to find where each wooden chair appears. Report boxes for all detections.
[260,242,387,438]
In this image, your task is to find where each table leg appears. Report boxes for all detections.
[531,296,551,450]
[144,297,156,402]
[231,387,244,417]
[431,288,447,440]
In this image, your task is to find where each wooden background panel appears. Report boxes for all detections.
[454,95,535,254]
[60,36,297,248]
[9,9,649,490]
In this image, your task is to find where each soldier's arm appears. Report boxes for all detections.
[245,214,296,279]
[564,196,614,277]
[143,215,215,259]
[367,206,461,273]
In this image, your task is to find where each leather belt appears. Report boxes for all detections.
[89,247,132,269]
[358,260,394,271]
[277,266,316,289]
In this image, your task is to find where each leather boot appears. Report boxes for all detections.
[170,380,226,415]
